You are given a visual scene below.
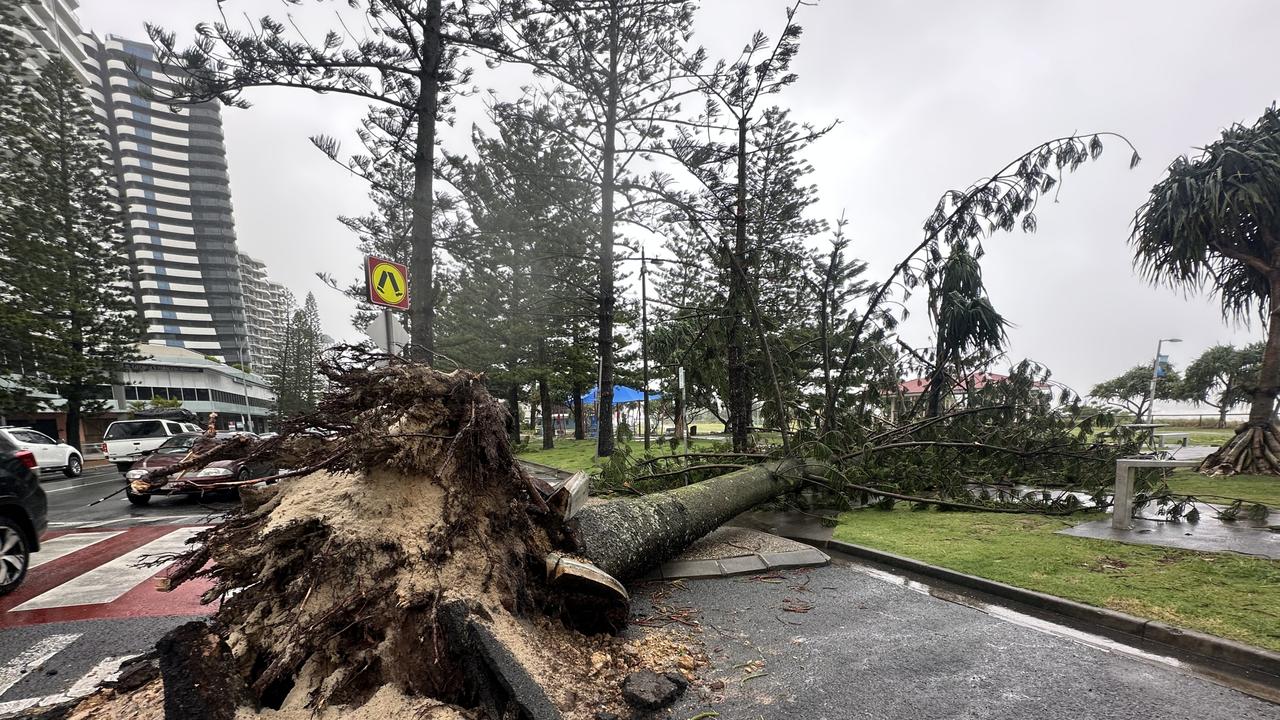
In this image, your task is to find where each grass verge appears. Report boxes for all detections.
[1164,470,1280,508]
[517,437,724,473]
[834,508,1280,652]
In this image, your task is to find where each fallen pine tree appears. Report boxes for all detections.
[40,347,814,720]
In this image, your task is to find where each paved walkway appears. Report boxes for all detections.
[644,527,830,580]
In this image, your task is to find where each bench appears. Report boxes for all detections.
[1154,432,1189,448]
[1112,458,1200,530]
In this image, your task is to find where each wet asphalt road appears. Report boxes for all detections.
[639,561,1277,720]
[38,463,237,529]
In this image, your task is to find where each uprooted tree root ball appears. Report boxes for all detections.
[89,347,683,719]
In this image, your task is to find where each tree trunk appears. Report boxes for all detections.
[65,397,81,454]
[1202,275,1280,474]
[407,0,442,364]
[572,379,585,441]
[673,379,685,443]
[506,385,521,447]
[595,8,620,458]
[1217,404,1229,429]
[568,458,807,581]
[726,118,751,453]
[539,375,553,450]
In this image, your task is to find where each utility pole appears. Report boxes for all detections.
[238,341,253,433]
[641,247,651,451]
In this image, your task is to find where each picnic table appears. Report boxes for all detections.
[1111,457,1200,530]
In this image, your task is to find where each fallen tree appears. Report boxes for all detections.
[568,458,808,581]
[47,347,816,720]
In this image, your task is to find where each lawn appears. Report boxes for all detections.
[1163,470,1280,508]
[517,437,725,473]
[834,508,1280,651]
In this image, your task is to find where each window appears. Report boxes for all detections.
[182,388,197,401]
[196,389,209,401]
[165,421,184,434]
[104,421,165,440]
[12,430,51,445]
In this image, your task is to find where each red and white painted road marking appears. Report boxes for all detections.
[0,646,136,716]
[0,526,215,629]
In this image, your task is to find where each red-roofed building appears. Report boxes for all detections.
[889,372,1051,418]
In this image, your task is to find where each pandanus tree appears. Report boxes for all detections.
[922,244,1009,417]
[1132,106,1280,474]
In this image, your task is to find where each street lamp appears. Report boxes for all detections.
[1147,337,1182,423]
[236,339,253,433]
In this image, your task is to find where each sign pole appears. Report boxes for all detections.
[383,308,395,355]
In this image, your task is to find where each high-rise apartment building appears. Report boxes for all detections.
[9,0,94,86]
[238,252,295,378]
[84,34,251,364]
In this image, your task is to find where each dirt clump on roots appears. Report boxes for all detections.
[107,348,681,719]
[41,348,713,719]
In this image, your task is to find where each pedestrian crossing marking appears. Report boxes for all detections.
[13,527,201,612]
[0,634,80,697]
[30,532,122,569]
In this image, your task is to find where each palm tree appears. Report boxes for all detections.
[1132,105,1280,474]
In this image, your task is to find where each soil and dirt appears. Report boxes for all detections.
[45,348,710,719]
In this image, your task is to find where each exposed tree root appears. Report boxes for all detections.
[1200,422,1280,475]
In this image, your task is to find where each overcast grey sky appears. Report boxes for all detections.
[79,1,1277,409]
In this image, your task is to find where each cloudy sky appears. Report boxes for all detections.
[78,0,1278,411]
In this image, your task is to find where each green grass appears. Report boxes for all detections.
[834,508,1280,651]
[1164,428,1235,446]
[517,437,725,473]
[1164,470,1280,508]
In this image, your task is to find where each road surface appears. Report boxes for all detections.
[0,466,231,715]
[1,468,1274,718]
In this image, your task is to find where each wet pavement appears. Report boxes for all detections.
[1060,513,1280,559]
[635,560,1278,719]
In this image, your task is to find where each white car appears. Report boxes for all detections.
[101,419,203,472]
[0,427,83,478]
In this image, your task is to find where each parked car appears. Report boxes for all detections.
[0,427,83,478]
[0,431,48,595]
[122,433,274,506]
[101,419,202,473]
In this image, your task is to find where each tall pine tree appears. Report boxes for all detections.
[2,58,141,450]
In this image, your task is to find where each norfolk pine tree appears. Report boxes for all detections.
[3,59,141,451]
[496,0,698,457]
[146,1,538,365]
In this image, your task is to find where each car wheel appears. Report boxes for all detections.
[237,468,250,483]
[125,487,152,506]
[63,454,82,478]
[0,517,30,596]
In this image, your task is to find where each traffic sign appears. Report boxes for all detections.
[365,255,409,310]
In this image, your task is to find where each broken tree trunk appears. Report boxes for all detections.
[567,458,808,581]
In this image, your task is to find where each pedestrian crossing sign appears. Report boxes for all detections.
[365,255,410,310]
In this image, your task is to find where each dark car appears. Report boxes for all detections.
[0,431,48,595]
[122,433,274,506]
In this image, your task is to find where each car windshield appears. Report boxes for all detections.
[104,421,165,440]
[155,435,199,453]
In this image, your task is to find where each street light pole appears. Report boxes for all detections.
[1147,337,1182,423]
[238,340,253,433]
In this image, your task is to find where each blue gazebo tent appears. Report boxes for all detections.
[570,385,661,438]
[578,385,661,404]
